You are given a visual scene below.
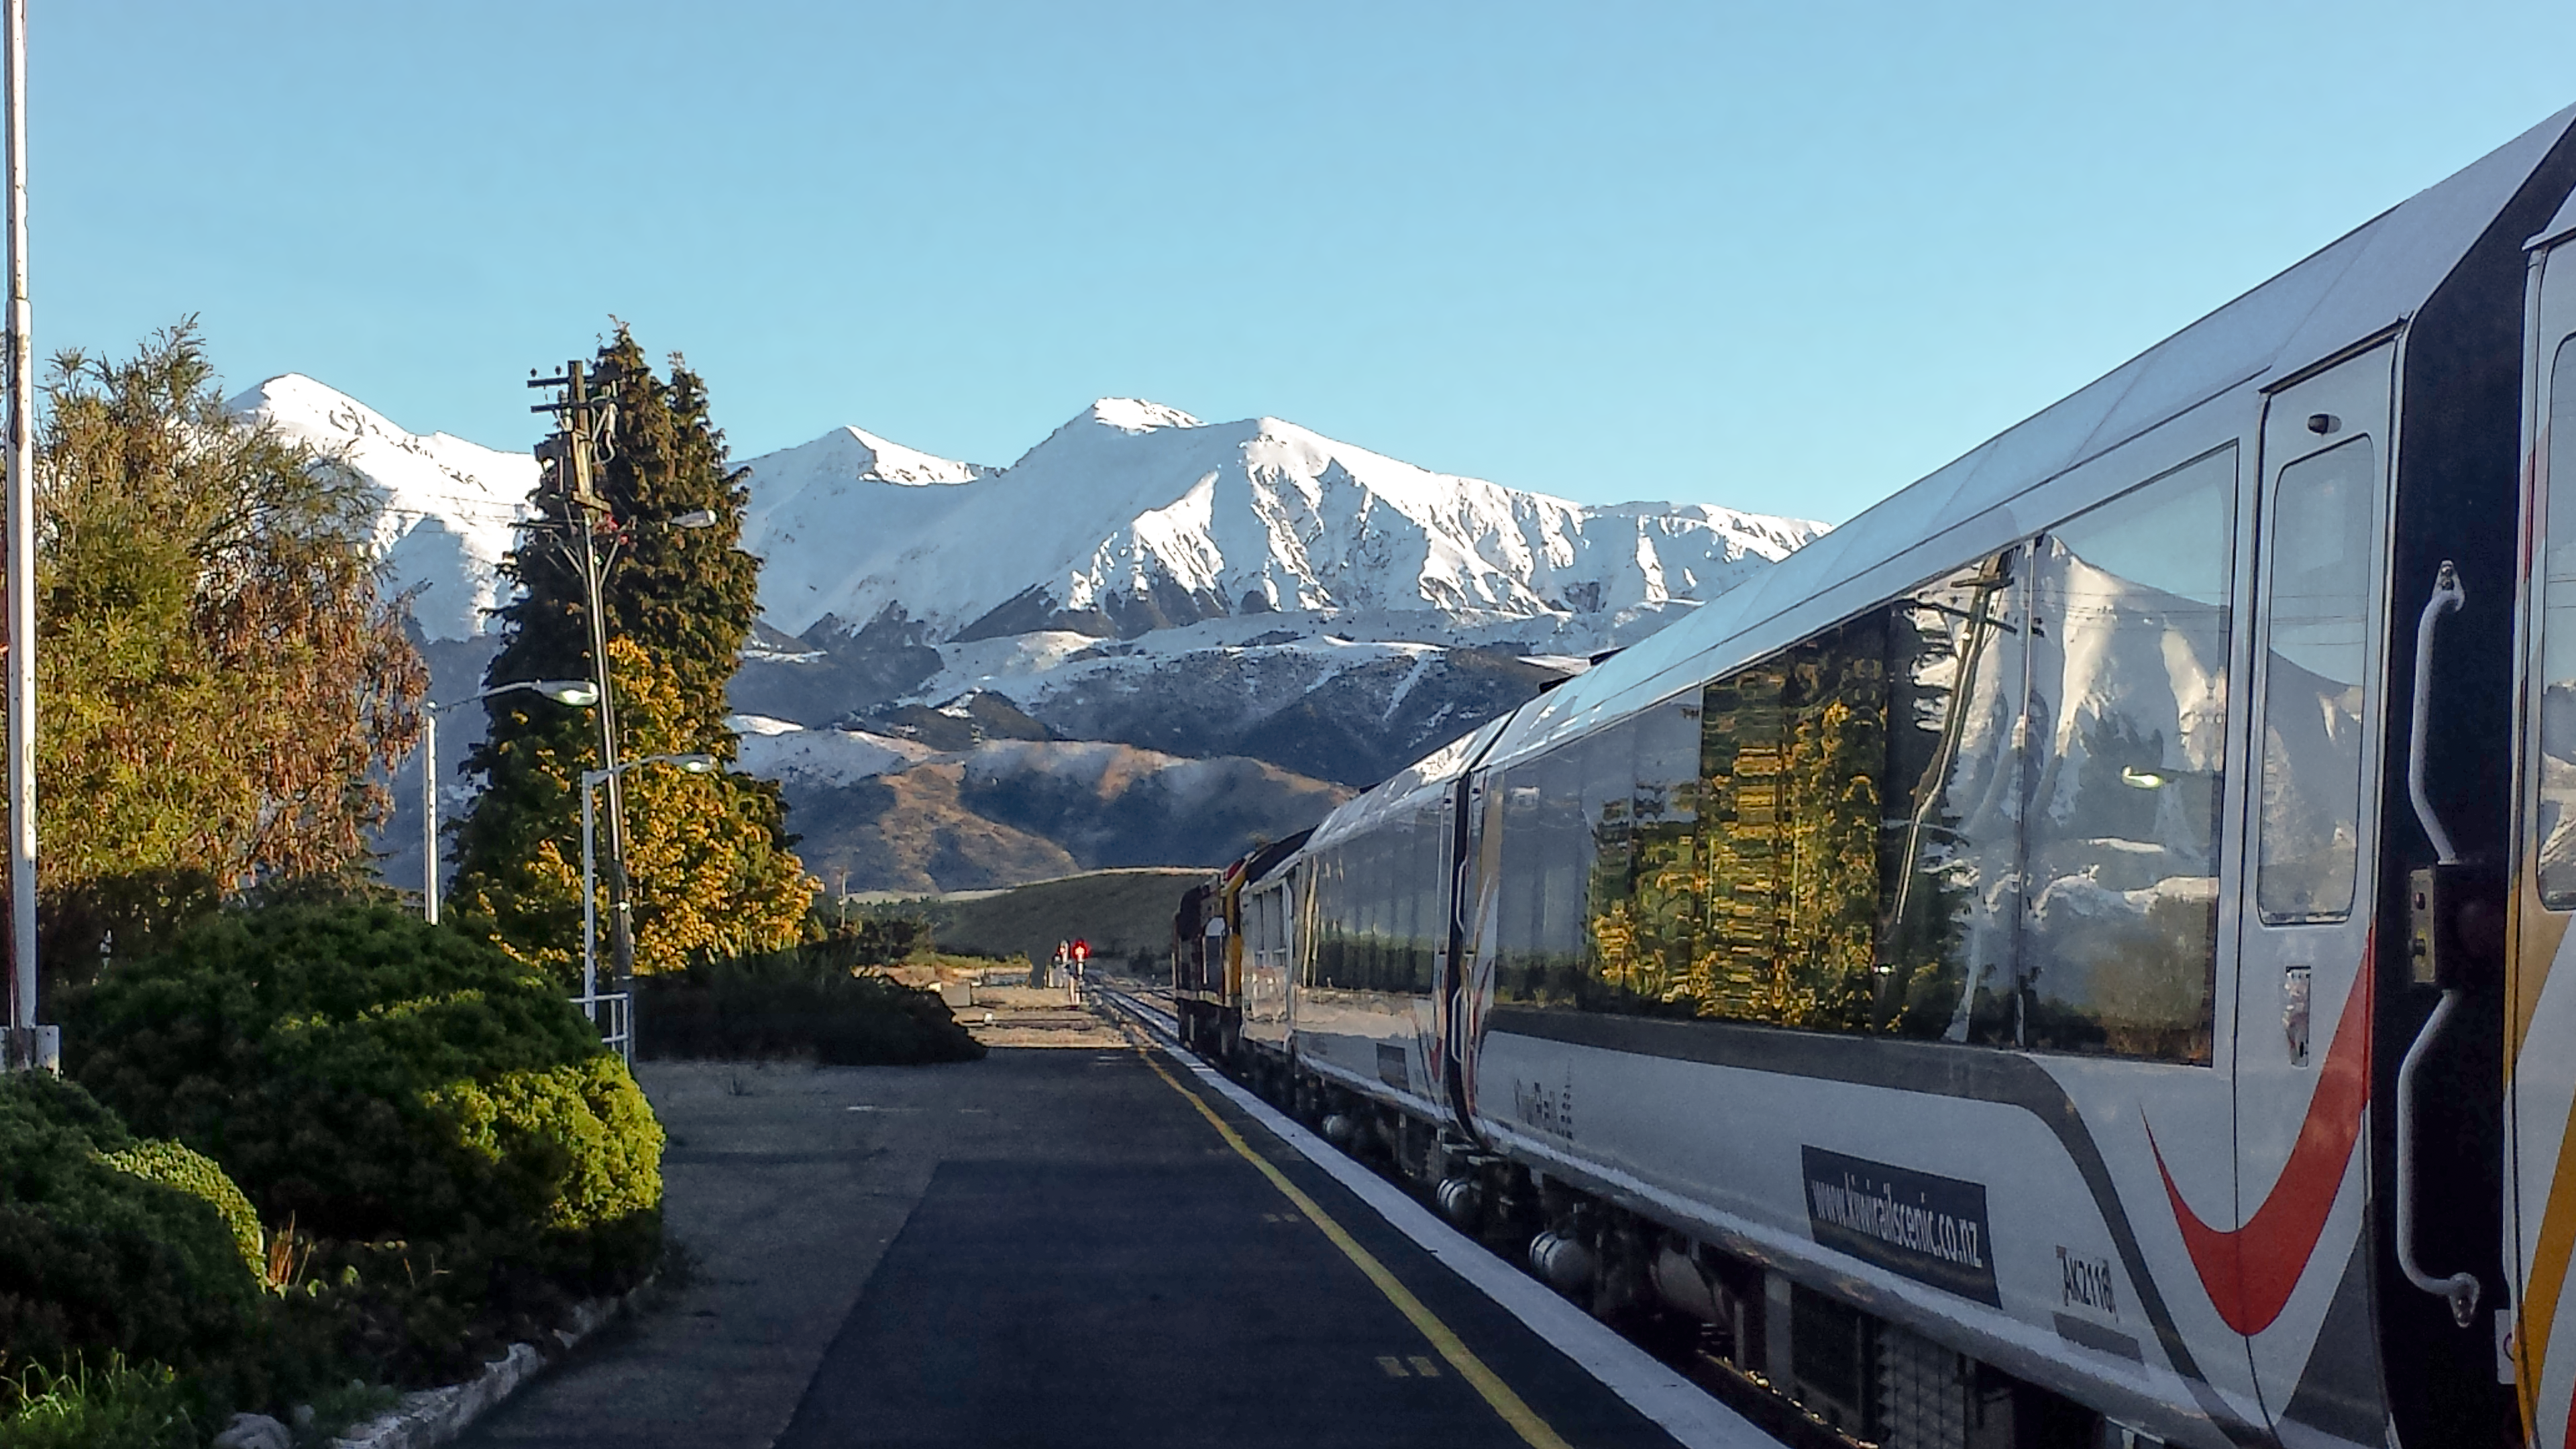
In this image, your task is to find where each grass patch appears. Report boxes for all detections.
[0,1356,197,1449]
[851,867,1206,973]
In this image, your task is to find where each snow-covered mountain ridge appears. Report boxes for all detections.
[741,397,1823,644]
[235,374,1823,889]
[231,375,1823,655]
[231,375,539,643]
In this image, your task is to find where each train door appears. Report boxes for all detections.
[1438,724,1511,1132]
[1242,877,1294,1051]
[1447,768,1507,1126]
[2510,215,2576,1446]
[2235,345,2398,1437]
[1425,786,1460,1120]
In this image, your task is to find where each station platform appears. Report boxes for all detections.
[458,990,1773,1448]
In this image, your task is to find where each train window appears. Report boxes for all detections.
[2016,450,2233,1063]
[1388,818,1413,990]
[1880,548,2029,1043]
[1478,458,2225,1063]
[2255,440,2373,922]
[1490,739,1601,1004]
[1696,653,1792,1016]
[1416,801,1445,990]
[1670,615,1887,1030]
[1394,809,1426,991]
[1330,848,1345,986]
[1497,771,1550,1001]
[1303,850,1330,986]
[1540,746,1593,983]
[1383,822,1404,985]
[1371,833,1393,985]
[1309,799,1441,995]
[1576,717,1638,1006]
[1616,698,1703,1004]
[2539,335,2576,908]
[1334,845,1360,988]
[1586,721,1637,975]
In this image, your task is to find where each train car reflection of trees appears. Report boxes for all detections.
[1505,451,2235,1067]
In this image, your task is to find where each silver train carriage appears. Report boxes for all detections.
[1173,830,1307,1059]
[1179,107,2576,1448]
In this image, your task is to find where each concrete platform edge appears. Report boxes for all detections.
[329,1275,656,1449]
[1095,987,1780,1449]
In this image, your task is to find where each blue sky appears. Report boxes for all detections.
[40,2,2576,523]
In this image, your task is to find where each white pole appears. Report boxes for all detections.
[580,771,597,1020]
[421,708,439,925]
[4,0,36,1063]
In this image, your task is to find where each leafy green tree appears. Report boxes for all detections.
[455,639,809,978]
[449,328,808,977]
[32,323,426,977]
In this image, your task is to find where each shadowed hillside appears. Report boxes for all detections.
[780,742,1349,894]
[856,868,1213,974]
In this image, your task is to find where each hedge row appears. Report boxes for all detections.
[637,951,984,1065]
[0,899,667,1426]
[0,1073,268,1420]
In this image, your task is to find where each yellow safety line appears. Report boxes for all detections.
[1122,1024,1575,1449]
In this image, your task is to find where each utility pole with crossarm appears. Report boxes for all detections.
[527,360,641,987]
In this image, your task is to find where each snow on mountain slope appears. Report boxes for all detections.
[737,398,1824,641]
[737,427,999,636]
[233,376,1819,660]
[246,372,1824,889]
[729,713,944,784]
[229,375,537,642]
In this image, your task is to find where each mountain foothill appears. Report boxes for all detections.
[234,377,1823,896]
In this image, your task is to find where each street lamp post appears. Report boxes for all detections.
[3,0,44,1075]
[419,678,597,924]
[526,361,724,1013]
[586,508,720,991]
[579,751,714,1059]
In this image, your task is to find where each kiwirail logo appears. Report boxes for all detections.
[1802,1146,2001,1305]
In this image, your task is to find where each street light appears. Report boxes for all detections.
[536,504,720,987]
[420,678,598,924]
[579,752,716,1051]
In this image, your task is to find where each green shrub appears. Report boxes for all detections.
[0,1077,263,1409]
[638,954,985,1065]
[66,901,663,1291]
[103,1140,262,1279]
[0,1356,198,1449]
[427,1053,665,1287]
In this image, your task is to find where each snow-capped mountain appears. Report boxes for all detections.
[229,375,538,643]
[741,397,1820,644]
[234,376,1821,657]
[233,375,1822,890]
[724,400,1821,789]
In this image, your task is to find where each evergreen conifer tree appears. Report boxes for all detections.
[449,328,808,977]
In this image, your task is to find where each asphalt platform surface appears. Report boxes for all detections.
[457,1003,1686,1448]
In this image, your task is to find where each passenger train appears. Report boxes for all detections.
[1168,107,2576,1448]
